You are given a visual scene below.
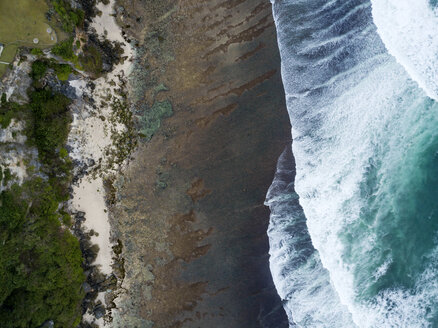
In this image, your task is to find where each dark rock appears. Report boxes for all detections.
[102,63,112,72]
[89,267,106,284]
[87,158,95,167]
[71,158,82,166]
[82,282,93,293]
[39,320,54,328]
[69,0,82,10]
[98,274,117,291]
[76,211,85,217]
[76,211,86,219]
[86,33,124,73]
[45,73,77,99]
[76,0,98,21]
[93,305,105,319]
[86,81,96,91]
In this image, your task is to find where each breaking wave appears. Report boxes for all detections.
[267,0,438,326]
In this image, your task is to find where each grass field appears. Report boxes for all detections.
[0,0,58,75]
[0,45,17,76]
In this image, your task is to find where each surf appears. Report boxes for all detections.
[370,0,438,101]
[267,0,438,326]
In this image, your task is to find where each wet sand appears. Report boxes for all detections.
[111,1,291,327]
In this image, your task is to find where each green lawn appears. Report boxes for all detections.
[0,0,58,71]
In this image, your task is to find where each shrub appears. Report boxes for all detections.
[53,63,73,81]
[30,60,49,80]
[50,0,84,34]
[29,89,72,162]
[79,44,103,76]
[0,96,23,128]
[51,38,75,60]
[0,110,14,128]
[30,48,44,56]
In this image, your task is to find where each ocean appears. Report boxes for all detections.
[266,0,438,326]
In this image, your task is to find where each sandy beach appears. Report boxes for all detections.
[67,0,133,324]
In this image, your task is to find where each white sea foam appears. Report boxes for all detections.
[269,0,438,326]
[291,58,429,328]
[370,0,438,101]
[266,148,354,327]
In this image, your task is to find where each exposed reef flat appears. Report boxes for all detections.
[111,1,291,327]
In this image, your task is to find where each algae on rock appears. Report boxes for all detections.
[139,100,173,141]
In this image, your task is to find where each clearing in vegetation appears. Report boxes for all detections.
[0,0,58,75]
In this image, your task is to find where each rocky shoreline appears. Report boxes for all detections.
[109,1,291,327]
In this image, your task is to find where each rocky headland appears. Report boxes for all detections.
[110,1,291,327]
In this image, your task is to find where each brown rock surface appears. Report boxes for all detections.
[111,0,291,327]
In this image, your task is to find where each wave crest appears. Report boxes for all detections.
[370,0,438,100]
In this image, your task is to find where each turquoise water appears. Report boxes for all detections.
[345,96,438,297]
[267,0,438,326]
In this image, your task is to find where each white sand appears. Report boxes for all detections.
[71,178,112,274]
[67,0,133,325]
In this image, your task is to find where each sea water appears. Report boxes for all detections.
[266,0,438,326]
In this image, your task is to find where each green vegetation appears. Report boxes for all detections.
[0,0,117,78]
[0,57,84,327]
[0,110,15,129]
[51,37,75,61]
[0,0,130,324]
[54,63,73,81]
[29,89,72,164]
[0,0,129,324]
[140,100,173,140]
[28,86,73,202]
[30,48,44,56]
[0,178,84,328]
[49,0,84,34]
[79,44,103,76]
[30,60,49,80]
[31,58,73,82]
[0,0,87,77]
[0,0,57,47]
[0,45,18,63]
[0,94,24,129]
[51,38,105,77]
[2,168,13,186]
[104,98,138,171]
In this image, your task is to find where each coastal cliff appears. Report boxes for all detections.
[111,1,291,327]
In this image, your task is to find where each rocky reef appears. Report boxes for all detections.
[110,0,291,327]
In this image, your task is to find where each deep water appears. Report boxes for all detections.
[267,0,438,326]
